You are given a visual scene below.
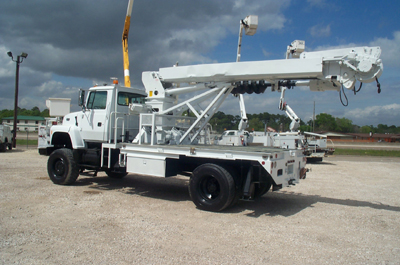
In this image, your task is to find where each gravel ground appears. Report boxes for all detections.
[1,149,400,264]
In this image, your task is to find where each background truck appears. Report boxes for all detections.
[0,124,13,152]
[38,1,383,212]
[214,130,252,146]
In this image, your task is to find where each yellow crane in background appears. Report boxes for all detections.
[122,0,134,87]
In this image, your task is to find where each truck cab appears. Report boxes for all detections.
[40,84,147,174]
[47,84,147,150]
[75,85,146,142]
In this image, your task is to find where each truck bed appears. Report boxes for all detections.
[118,142,286,156]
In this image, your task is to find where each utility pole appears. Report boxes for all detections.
[7,51,28,148]
[313,101,315,132]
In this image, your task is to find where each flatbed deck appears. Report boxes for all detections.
[119,142,287,153]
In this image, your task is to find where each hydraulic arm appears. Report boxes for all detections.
[139,45,382,145]
[122,0,134,87]
[236,15,258,132]
[279,87,300,132]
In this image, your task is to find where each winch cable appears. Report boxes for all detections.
[376,77,381,94]
[340,84,348,107]
[354,81,362,95]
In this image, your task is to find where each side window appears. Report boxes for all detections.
[227,131,235,136]
[118,92,146,106]
[87,91,107,109]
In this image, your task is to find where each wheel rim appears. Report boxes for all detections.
[199,175,220,200]
[53,158,66,178]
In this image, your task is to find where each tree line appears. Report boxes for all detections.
[0,107,49,121]
[1,107,399,134]
[302,113,400,134]
[209,111,400,134]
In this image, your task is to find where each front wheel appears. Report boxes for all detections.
[47,148,79,185]
[189,163,236,212]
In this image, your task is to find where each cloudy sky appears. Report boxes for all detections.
[1,0,399,126]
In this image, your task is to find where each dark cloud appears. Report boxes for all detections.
[0,0,288,113]
[1,0,289,82]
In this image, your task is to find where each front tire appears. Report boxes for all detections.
[47,148,79,185]
[189,163,236,212]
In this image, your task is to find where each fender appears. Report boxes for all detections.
[50,125,85,149]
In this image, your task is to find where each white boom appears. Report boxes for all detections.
[138,45,382,145]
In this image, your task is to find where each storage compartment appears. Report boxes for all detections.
[126,156,166,177]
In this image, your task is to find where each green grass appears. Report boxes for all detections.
[334,148,400,157]
[15,139,38,146]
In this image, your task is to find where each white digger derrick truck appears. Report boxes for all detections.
[39,43,383,211]
[39,1,383,212]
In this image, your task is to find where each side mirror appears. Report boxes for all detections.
[78,89,86,110]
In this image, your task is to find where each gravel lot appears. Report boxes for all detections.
[1,149,400,264]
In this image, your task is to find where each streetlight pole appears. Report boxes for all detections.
[7,51,28,148]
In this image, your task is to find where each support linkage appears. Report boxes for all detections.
[231,80,297,95]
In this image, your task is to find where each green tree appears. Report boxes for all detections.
[31,106,41,116]
[360,125,373,134]
[247,117,263,131]
[336,117,353,133]
[40,109,50,117]
[314,113,337,131]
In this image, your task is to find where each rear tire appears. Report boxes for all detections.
[47,148,79,185]
[253,180,272,198]
[189,163,236,212]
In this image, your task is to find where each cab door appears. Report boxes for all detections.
[79,90,108,141]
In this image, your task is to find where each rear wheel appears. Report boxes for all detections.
[189,163,236,212]
[47,148,79,185]
[253,180,272,198]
